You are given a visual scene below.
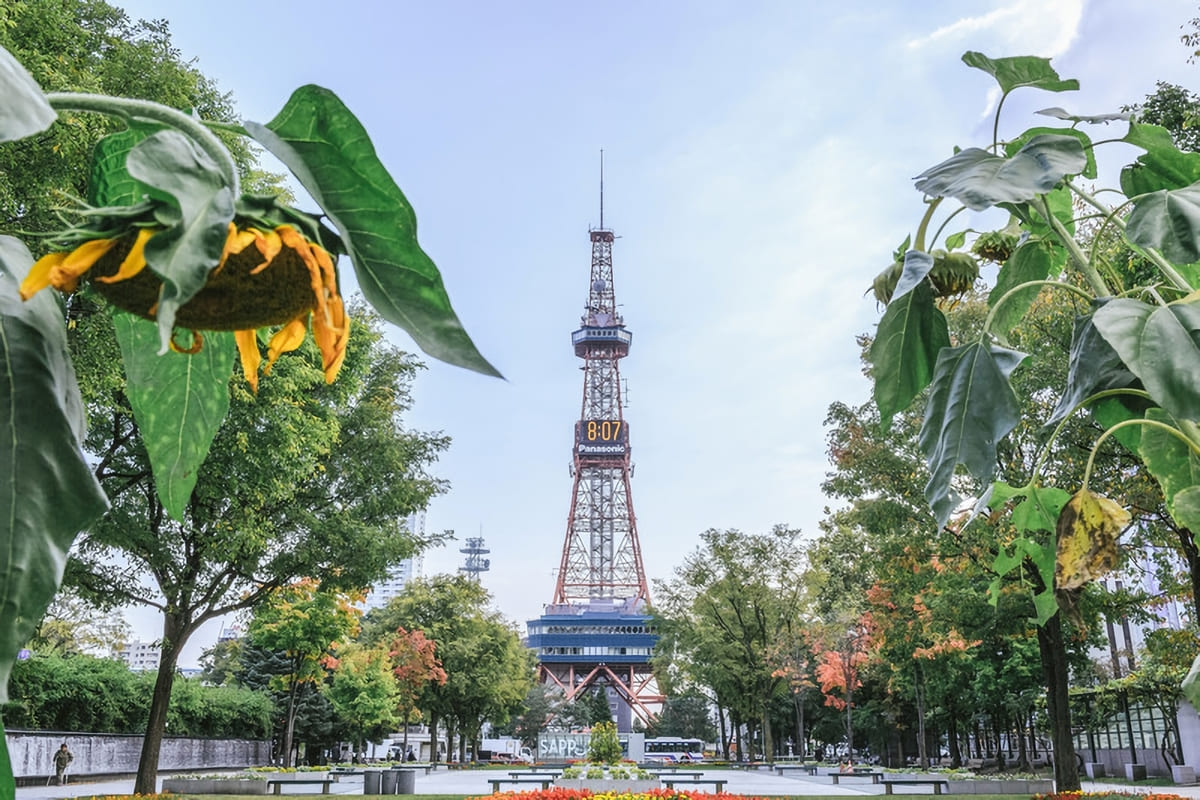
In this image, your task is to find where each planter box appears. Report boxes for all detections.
[1172,765,1196,785]
[1084,763,1105,779]
[1125,763,1147,781]
[266,771,329,781]
[555,779,660,792]
[946,779,1054,794]
[162,778,269,795]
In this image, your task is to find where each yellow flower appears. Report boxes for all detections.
[20,223,348,392]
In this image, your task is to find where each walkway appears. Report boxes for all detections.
[14,767,1200,798]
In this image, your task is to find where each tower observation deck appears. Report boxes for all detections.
[527,198,662,730]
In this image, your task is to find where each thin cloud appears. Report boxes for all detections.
[908,0,1085,58]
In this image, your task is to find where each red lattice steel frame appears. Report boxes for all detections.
[537,661,665,728]
[553,228,649,606]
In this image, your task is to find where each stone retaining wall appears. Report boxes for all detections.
[6,730,271,779]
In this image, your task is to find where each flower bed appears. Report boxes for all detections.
[469,788,765,800]
[1035,793,1190,800]
[161,774,269,795]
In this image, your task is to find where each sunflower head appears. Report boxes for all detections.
[20,221,348,392]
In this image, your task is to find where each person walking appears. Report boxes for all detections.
[52,743,73,785]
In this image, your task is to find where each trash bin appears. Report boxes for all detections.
[394,768,416,794]
[380,770,399,793]
[363,769,383,794]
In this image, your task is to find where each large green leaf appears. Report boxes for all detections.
[0,236,108,703]
[1036,106,1131,126]
[1092,396,1147,454]
[244,85,500,378]
[914,135,1086,212]
[961,52,1079,96]
[987,238,1064,343]
[1120,123,1200,197]
[869,281,949,433]
[1045,303,1142,428]
[1005,126,1096,180]
[986,536,1058,625]
[113,313,234,522]
[89,126,157,207]
[123,130,235,353]
[0,44,54,142]
[1184,652,1200,709]
[1138,407,1200,531]
[920,341,1027,527]
[1092,297,1200,421]
[891,249,934,301]
[0,716,11,800]
[1126,182,1200,264]
[988,482,1071,534]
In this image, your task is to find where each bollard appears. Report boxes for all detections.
[395,768,416,794]
[363,769,383,794]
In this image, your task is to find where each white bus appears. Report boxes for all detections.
[643,737,705,763]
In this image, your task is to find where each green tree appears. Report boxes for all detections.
[653,526,805,762]
[327,643,400,755]
[647,692,716,742]
[25,590,131,658]
[247,581,362,767]
[388,627,446,756]
[856,50,1200,788]
[67,308,447,790]
[587,720,622,765]
[506,683,567,749]
[362,575,532,763]
[198,637,244,688]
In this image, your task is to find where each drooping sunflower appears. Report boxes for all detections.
[20,220,348,392]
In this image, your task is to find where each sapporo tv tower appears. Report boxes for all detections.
[526,159,662,731]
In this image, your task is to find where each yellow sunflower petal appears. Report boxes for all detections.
[234,329,261,394]
[96,228,154,284]
[264,317,309,375]
[20,252,67,300]
[252,227,282,269]
[321,295,349,383]
[61,237,119,277]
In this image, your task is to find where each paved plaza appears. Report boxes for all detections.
[15,768,1200,799]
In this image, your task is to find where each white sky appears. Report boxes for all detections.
[104,0,1200,666]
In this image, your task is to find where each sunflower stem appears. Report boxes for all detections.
[45,93,240,196]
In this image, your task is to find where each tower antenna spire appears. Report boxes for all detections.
[599,149,604,230]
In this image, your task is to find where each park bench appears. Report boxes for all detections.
[881,777,951,794]
[830,770,884,784]
[774,763,818,775]
[509,770,561,779]
[662,777,726,793]
[397,764,435,775]
[266,777,334,794]
[489,776,554,792]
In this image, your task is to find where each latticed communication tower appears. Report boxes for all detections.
[527,180,662,730]
[459,536,490,582]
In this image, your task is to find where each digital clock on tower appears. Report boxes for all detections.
[575,419,629,453]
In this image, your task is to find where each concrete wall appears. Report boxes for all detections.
[6,731,271,779]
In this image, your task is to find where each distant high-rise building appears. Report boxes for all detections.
[360,511,426,611]
[114,639,162,672]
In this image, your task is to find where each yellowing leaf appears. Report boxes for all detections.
[1054,489,1129,591]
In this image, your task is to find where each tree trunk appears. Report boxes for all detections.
[1179,526,1200,628]
[762,704,775,764]
[948,712,961,768]
[915,666,928,768]
[133,613,186,795]
[794,691,806,758]
[281,675,301,768]
[428,711,440,763]
[1037,613,1080,791]
[718,705,729,760]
